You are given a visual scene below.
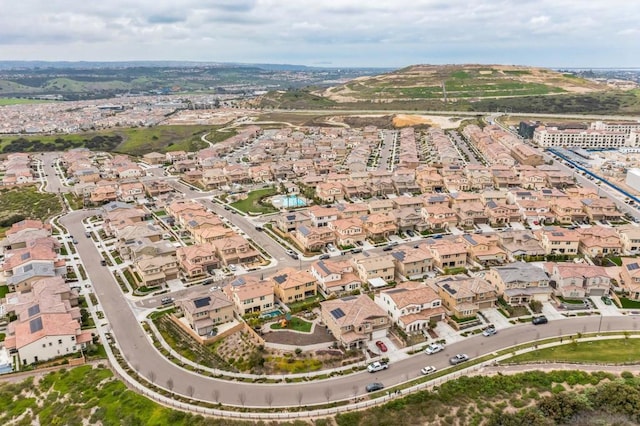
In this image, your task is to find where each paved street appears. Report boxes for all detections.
[52,218,640,407]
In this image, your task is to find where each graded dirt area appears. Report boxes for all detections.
[393,114,464,129]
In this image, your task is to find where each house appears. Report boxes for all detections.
[116,182,145,203]
[177,290,235,336]
[375,281,445,333]
[329,218,365,247]
[320,294,390,349]
[581,198,623,222]
[485,262,552,305]
[577,226,622,257]
[421,239,468,270]
[293,225,335,252]
[270,267,317,304]
[390,208,426,232]
[536,227,580,256]
[545,262,611,298]
[308,206,339,228]
[461,234,508,266]
[551,198,588,224]
[176,244,220,279]
[484,200,521,226]
[310,259,362,296]
[335,202,369,219]
[421,205,458,230]
[433,275,497,318]
[619,257,640,300]
[367,199,394,214]
[617,225,640,254]
[316,182,344,203]
[2,277,92,366]
[2,242,67,292]
[275,210,311,234]
[224,276,275,315]
[142,152,166,165]
[132,254,179,287]
[390,246,434,279]
[212,236,260,266]
[454,201,488,227]
[363,213,397,240]
[351,252,395,283]
[498,230,546,259]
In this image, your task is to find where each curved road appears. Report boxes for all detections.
[59,211,640,408]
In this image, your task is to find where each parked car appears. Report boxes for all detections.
[228,264,237,272]
[482,326,497,337]
[351,248,363,254]
[327,243,336,252]
[382,246,393,251]
[375,340,388,352]
[161,297,174,305]
[449,353,469,365]
[85,232,91,238]
[424,343,445,355]
[365,382,384,393]
[420,366,437,375]
[100,259,107,266]
[532,315,548,325]
[602,296,613,305]
[367,361,389,373]
[406,230,415,237]
[319,254,330,260]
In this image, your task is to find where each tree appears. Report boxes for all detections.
[529,300,543,314]
[265,392,274,408]
[324,387,333,403]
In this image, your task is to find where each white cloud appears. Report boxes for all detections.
[0,1,639,67]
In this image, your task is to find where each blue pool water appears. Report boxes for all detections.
[260,309,283,319]
[271,195,307,209]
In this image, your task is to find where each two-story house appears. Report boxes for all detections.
[485,262,551,305]
[271,268,317,304]
[177,290,235,336]
[320,294,390,349]
[434,275,497,318]
[310,259,362,297]
[375,281,445,333]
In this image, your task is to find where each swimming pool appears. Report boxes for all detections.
[271,195,307,209]
[260,309,283,319]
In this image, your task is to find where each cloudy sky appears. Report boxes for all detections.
[2,1,639,68]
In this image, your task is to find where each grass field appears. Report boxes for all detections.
[0,185,63,226]
[0,124,237,155]
[510,338,640,364]
[619,297,640,309]
[230,188,278,214]
[270,317,313,332]
[0,98,53,105]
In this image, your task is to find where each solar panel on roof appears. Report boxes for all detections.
[21,252,31,260]
[330,308,345,319]
[628,263,639,271]
[193,297,211,308]
[443,283,457,294]
[28,304,40,317]
[29,317,43,333]
[342,296,357,301]
[23,264,33,272]
[551,232,564,237]
[273,275,287,284]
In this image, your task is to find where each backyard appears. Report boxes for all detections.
[270,317,313,333]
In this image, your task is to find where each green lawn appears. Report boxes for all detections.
[618,297,640,309]
[0,98,53,105]
[0,285,9,299]
[230,187,278,214]
[269,317,313,333]
[510,338,640,364]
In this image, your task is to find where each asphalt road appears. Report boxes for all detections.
[54,215,640,408]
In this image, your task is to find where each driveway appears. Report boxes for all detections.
[589,296,623,316]
[541,301,566,320]
[481,308,513,330]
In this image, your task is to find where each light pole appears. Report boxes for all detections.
[598,314,604,335]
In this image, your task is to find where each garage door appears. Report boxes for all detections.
[589,288,606,297]
[372,329,388,340]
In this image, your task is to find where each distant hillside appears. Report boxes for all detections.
[258,64,640,114]
[319,64,607,102]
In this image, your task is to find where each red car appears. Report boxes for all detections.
[375,340,388,352]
